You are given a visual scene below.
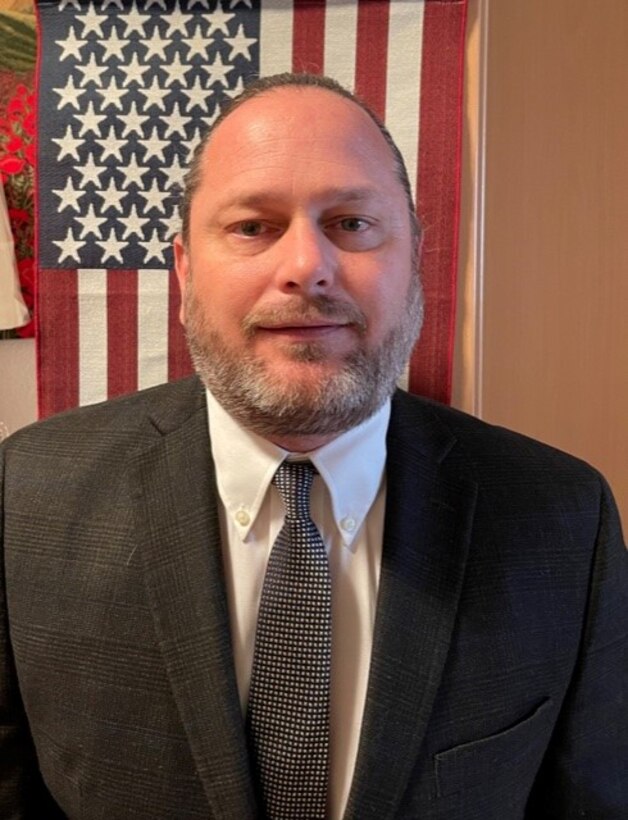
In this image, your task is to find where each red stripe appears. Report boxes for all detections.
[354,0,390,120]
[37,269,79,418]
[168,269,193,382]
[292,0,326,73]
[409,0,468,404]
[107,269,138,399]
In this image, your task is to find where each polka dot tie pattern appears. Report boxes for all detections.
[247,460,332,819]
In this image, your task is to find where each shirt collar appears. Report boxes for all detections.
[205,389,390,549]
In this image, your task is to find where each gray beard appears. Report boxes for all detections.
[184,278,423,440]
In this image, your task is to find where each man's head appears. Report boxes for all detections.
[174,73,424,451]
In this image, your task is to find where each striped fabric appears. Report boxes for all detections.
[36,0,467,418]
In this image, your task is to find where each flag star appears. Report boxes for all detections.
[75,154,108,187]
[181,26,210,59]
[76,53,109,87]
[95,228,126,263]
[140,127,169,161]
[121,203,150,239]
[223,74,244,100]
[204,52,236,87]
[73,100,108,138]
[188,0,210,8]
[95,126,126,161]
[119,154,151,188]
[160,153,186,189]
[53,177,86,212]
[118,100,147,138]
[96,77,130,111]
[180,76,212,114]
[164,2,195,37]
[162,101,192,139]
[159,212,182,241]
[225,23,256,60]
[139,77,172,111]
[141,228,169,263]
[160,52,193,87]
[76,3,107,38]
[121,2,152,37]
[99,29,131,62]
[139,30,171,61]
[120,52,153,86]
[140,178,169,212]
[96,178,128,211]
[55,27,87,61]
[54,75,87,109]
[74,202,108,239]
[52,126,83,161]
[205,7,235,37]
[53,228,86,263]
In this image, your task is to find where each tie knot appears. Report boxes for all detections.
[273,460,316,520]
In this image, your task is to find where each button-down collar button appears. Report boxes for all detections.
[340,516,356,533]
[235,509,250,527]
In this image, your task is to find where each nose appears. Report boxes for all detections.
[273,219,337,294]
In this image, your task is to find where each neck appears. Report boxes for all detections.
[266,431,340,453]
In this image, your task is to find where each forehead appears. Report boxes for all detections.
[196,87,401,202]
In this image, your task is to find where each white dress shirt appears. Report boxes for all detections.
[205,389,388,819]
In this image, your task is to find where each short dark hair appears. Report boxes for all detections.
[178,72,420,246]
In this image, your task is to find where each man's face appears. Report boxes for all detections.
[174,86,422,446]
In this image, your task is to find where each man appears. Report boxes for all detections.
[0,73,626,819]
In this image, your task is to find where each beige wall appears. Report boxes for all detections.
[472,0,628,526]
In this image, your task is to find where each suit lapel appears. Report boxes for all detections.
[132,382,257,818]
[345,393,478,819]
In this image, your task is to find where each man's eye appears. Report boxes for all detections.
[337,217,369,232]
[236,221,265,237]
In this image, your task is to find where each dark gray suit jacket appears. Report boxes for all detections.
[1,377,626,819]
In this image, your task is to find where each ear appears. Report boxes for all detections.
[173,233,189,325]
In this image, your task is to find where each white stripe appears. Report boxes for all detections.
[259,0,294,77]
[323,0,358,91]
[78,268,108,407]
[137,269,169,390]
[386,0,425,198]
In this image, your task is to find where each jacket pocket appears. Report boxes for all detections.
[434,697,554,799]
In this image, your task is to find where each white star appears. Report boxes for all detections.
[139,77,171,111]
[75,154,108,187]
[52,126,83,161]
[75,202,108,239]
[164,2,195,37]
[160,153,186,189]
[160,52,193,87]
[159,212,182,241]
[76,53,109,87]
[225,23,256,61]
[162,101,192,139]
[95,228,126,263]
[223,74,244,100]
[53,177,86,212]
[121,203,150,239]
[96,178,128,211]
[140,178,169,212]
[95,126,126,161]
[179,76,213,114]
[119,52,153,86]
[53,228,85,263]
[119,154,151,188]
[140,127,169,162]
[181,26,210,59]
[96,77,130,111]
[204,52,235,87]
[73,100,108,138]
[121,2,152,37]
[76,3,107,38]
[141,228,169,263]
[118,100,146,138]
[55,27,87,61]
[99,29,131,62]
[54,75,86,110]
[139,30,171,61]
[205,7,235,37]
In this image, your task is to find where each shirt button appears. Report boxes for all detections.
[235,509,250,527]
[340,516,356,533]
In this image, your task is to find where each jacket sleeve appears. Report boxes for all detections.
[0,441,65,819]
[526,474,628,818]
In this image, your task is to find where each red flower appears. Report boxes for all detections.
[6,135,24,153]
[0,155,25,175]
[24,143,36,165]
[22,112,36,136]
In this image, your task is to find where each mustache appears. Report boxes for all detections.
[242,296,368,337]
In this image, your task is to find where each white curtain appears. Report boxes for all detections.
[0,182,29,331]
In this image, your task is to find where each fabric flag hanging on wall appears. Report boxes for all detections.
[36,0,467,418]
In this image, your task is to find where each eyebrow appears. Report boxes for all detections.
[222,186,381,210]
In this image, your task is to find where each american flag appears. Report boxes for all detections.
[36,0,467,418]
